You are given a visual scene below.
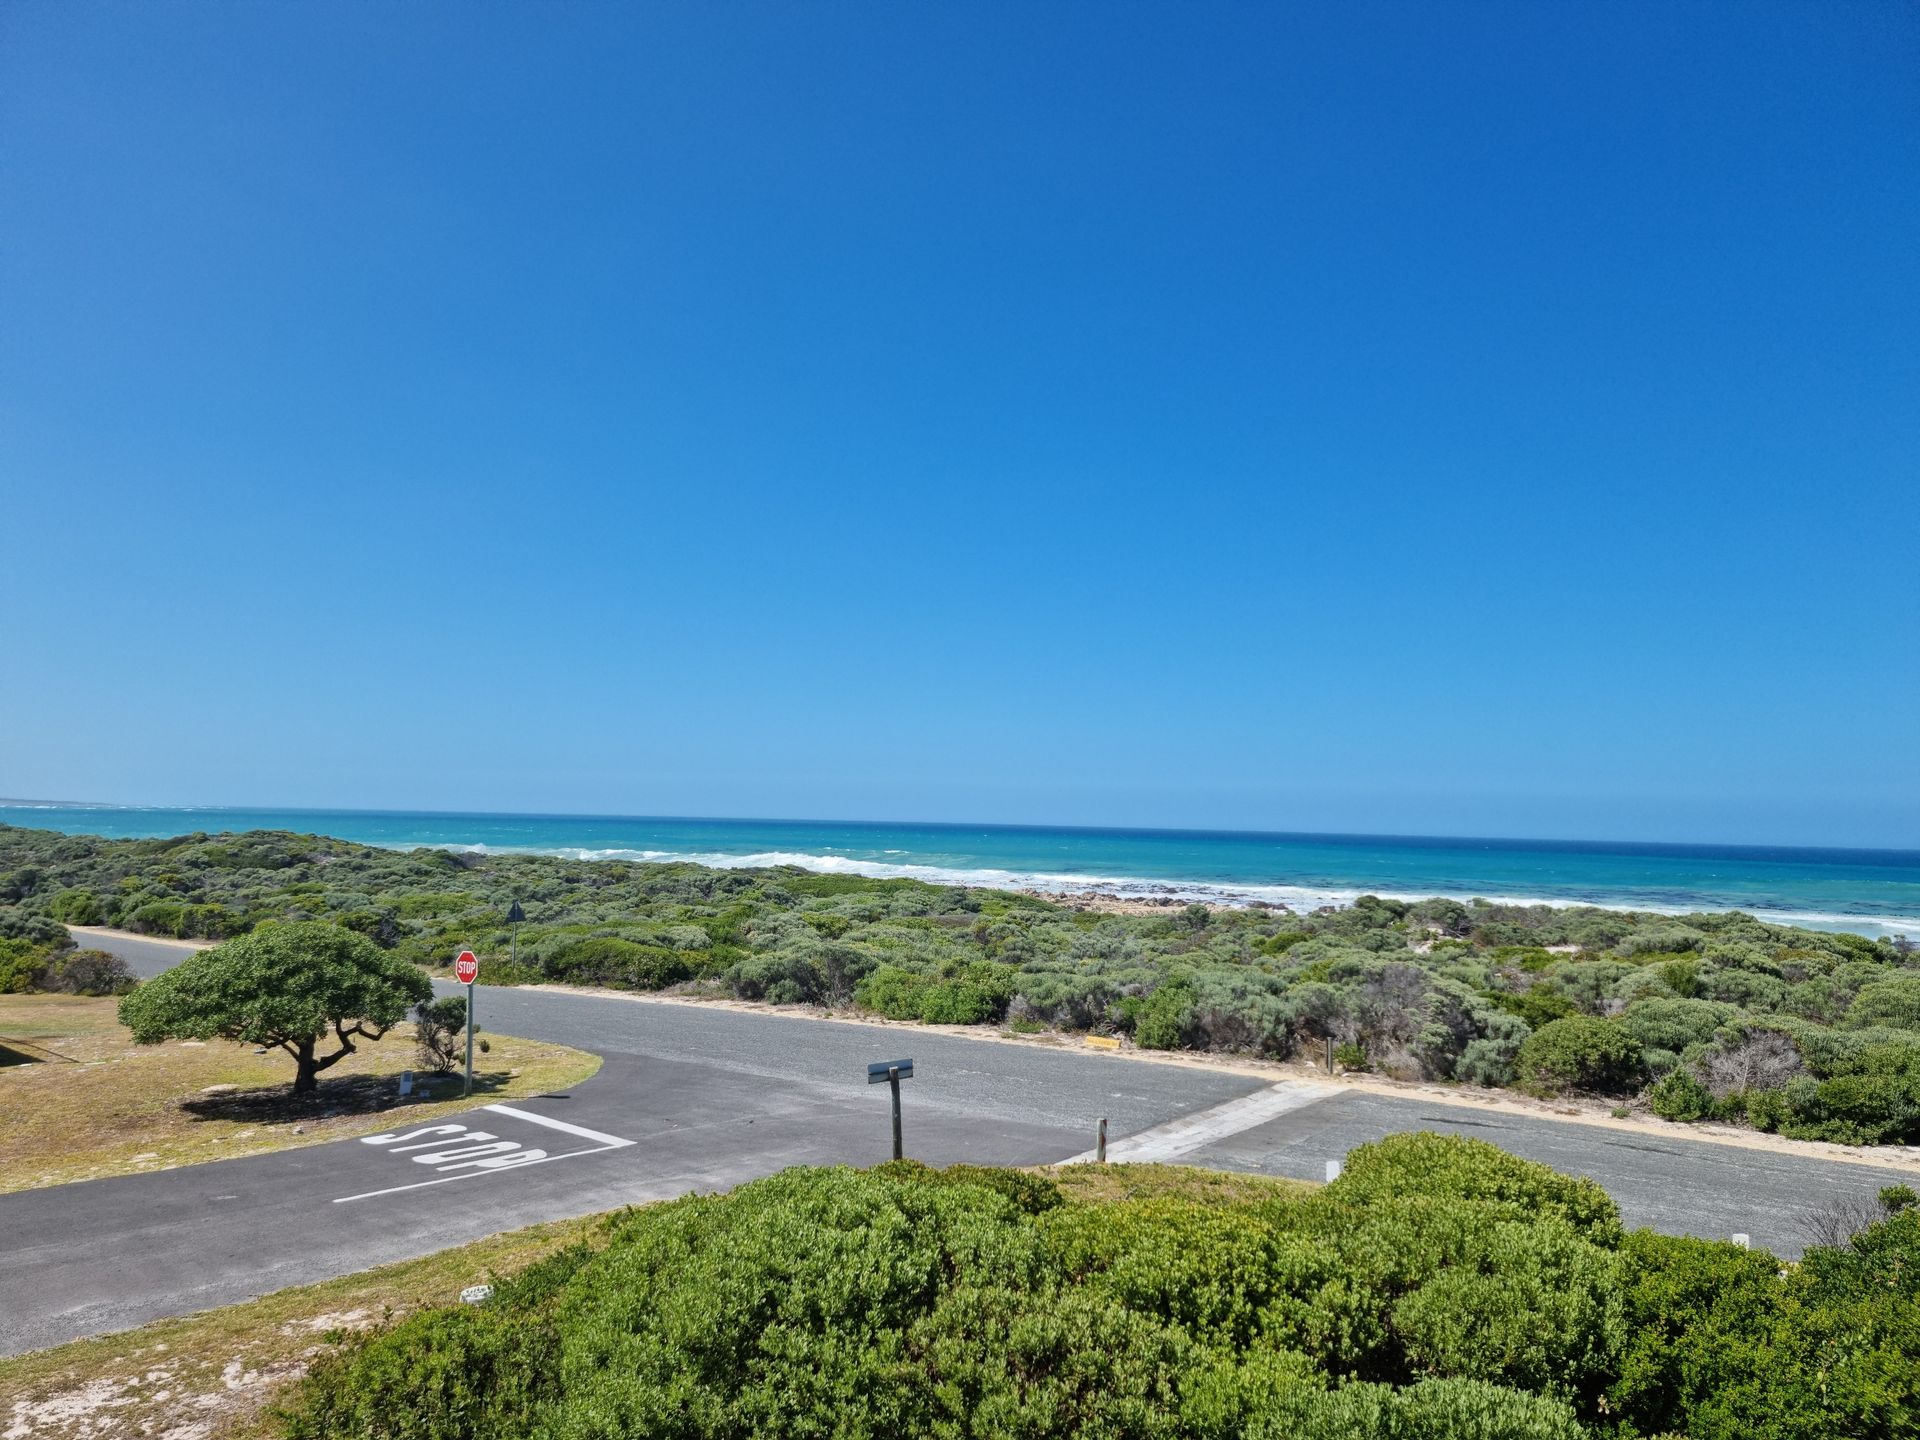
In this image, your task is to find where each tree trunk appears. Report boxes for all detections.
[293,1036,319,1094]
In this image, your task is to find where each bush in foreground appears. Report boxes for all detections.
[276,1136,1920,1439]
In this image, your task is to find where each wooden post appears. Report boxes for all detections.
[1096,1116,1108,1163]
[889,1066,903,1161]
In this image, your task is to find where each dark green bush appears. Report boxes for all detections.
[1649,1067,1714,1122]
[1775,1073,1920,1145]
[269,1134,1920,1440]
[541,934,689,989]
[1133,977,1197,1050]
[1324,1133,1623,1246]
[1513,1016,1644,1096]
[281,1305,560,1440]
[45,888,103,925]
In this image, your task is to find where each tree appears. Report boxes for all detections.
[414,995,468,1072]
[118,921,431,1093]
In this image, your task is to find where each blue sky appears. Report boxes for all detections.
[2,2,1915,846]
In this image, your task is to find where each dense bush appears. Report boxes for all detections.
[0,938,136,995]
[1649,1067,1715,1122]
[1513,1018,1644,1096]
[277,1139,1920,1439]
[4,822,1917,1145]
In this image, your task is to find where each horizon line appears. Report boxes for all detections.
[2,797,1916,861]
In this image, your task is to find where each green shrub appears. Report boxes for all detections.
[1619,996,1736,1054]
[1513,1016,1643,1096]
[1494,983,1577,1030]
[1776,1073,1920,1145]
[41,948,137,996]
[1649,1067,1714,1122]
[1248,1377,1586,1439]
[541,935,689,989]
[1389,1216,1624,1397]
[857,961,1017,1024]
[873,1158,1065,1215]
[282,1305,560,1439]
[45,888,103,925]
[1324,1133,1623,1246]
[1133,977,1196,1050]
[1333,1041,1369,1070]
[1847,974,1920,1030]
[1605,1230,1784,1436]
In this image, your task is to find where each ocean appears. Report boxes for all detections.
[3,804,1917,939]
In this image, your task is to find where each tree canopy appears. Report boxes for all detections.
[117,921,431,1092]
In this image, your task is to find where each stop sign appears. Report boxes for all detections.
[454,949,479,985]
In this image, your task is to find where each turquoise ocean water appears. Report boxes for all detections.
[3,805,1917,939]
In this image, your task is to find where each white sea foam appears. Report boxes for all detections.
[435,843,1917,937]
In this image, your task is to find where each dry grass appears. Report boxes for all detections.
[0,1212,611,1440]
[1047,1160,1315,1206]
[0,994,601,1195]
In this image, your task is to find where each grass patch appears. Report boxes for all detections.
[0,994,600,1195]
[0,1213,610,1440]
[1046,1160,1314,1206]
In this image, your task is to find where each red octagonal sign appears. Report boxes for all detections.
[454,950,479,986]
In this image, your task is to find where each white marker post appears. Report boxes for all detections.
[454,949,480,1097]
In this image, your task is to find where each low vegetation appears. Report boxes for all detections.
[0,992,599,1194]
[0,1214,603,1440]
[4,822,1918,1144]
[276,1136,1920,1439]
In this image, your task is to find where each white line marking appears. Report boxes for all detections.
[332,1144,622,1204]
[482,1104,636,1149]
[1065,1082,1340,1164]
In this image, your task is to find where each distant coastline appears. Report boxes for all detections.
[2,803,1916,938]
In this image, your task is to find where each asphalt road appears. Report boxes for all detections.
[1,931,1908,1356]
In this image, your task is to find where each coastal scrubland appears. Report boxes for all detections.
[282,1139,1919,1439]
[3,823,1918,1146]
[6,1143,1910,1439]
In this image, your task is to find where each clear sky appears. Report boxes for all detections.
[2,2,1915,847]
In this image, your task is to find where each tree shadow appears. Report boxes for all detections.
[180,1068,520,1123]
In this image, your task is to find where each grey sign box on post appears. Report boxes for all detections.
[867,1059,913,1083]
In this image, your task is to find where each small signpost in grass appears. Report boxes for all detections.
[455,949,480,1096]
[868,1058,913,1160]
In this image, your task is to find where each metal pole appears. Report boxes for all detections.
[1097,1116,1108,1163]
[889,1065,902,1160]
[1325,1035,1334,1073]
[463,979,475,1097]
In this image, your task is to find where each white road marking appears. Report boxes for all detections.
[482,1104,636,1149]
[1065,1081,1340,1164]
[332,1107,636,1204]
[332,1145,618,1204]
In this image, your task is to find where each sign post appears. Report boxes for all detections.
[454,949,480,1097]
[866,1058,914,1161]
